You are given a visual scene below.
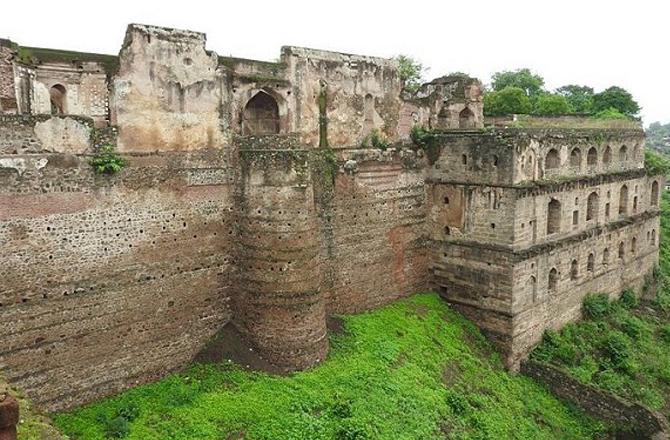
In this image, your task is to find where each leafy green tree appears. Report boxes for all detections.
[555,85,594,114]
[533,93,571,115]
[395,55,426,94]
[592,86,640,117]
[483,87,532,116]
[490,68,545,97]
[591,107,629,120]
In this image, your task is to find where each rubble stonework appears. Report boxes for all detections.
[0,24,661,410]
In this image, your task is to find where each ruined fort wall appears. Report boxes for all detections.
[112,25,224,152]
[430,215,659,368]
[324,148,428,314]
[31,64,109,125]
[513,174,660,250]
[0,44,16,113]
[0,116,236,411]
[282,47,403,147]
[513,130,644,183]
[233,137,328,369]
[509,215,660,365]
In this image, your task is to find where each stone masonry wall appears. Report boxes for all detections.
[0,117,236,411]
[0,44,16,113]
[325,148,428,314]
[521,360,669,439]
[233,142,328,369]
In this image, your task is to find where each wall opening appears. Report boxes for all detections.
[586,192,598,221]
[603,248,610,265]
[548,268,558,292]
[528,275,537,303]
[604,146,612,165]
[547,198,561,234]
[242,91,280,135]
[587,147,598,166]
[605,203,611,219]
[364,93,374,129]
[572,210,579,226]
[492,155,499,167]
[459,107,475,129]
[437,106,449,128]
[570,148,581,167]
[587,253,595,272]
[570,259,578,280]
[50,84,67,115]
[619,185,628,215]
[652,180,659,206]
[631,237,637,254]
[618,241,624,259]
[633,196,638,213]
[619,145,628,162]
[652,229,656,245]
[545,149,559,169]
[462,154,467,165]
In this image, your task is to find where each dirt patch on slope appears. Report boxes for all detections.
[193,323,288,376]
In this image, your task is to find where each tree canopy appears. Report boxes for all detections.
[483,87,532,116]
[490,68,545,97]
[482,68,640,119]
[533,93,571,115]
[555,85,594,114]
[591,86,641,117]
[395,55,426,94]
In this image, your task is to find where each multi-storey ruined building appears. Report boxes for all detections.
[0,24,661,411]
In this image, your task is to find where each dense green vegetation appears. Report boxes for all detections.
[55,294,604,439]
[531,191,670,421]
[483,68,640,119]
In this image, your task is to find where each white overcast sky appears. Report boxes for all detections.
[3,0,668,125]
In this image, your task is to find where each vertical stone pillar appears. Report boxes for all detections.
[0,392,18,440]
[234,144,327,370]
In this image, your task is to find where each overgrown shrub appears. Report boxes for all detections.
[105,416,130,438]
[603,332,630,367]
[91,144,126,175]
[583,294,611,319]
[618,289,638,309]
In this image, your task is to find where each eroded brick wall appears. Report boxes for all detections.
[324,149,428,313]
[0,118,236,411]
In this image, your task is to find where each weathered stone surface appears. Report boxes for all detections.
[522,360,669,440]
[0,24,660,417]
[113,24,223,152]
[34,117,90,153]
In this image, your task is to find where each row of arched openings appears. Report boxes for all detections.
[534,231,656,296]
[546,181,659,235]
[545,145,638,170]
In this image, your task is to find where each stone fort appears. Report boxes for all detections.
[0,24,662,411]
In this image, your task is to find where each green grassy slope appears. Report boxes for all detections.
[531,191,670,421]
[54,294,603,439]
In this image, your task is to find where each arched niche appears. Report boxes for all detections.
[50,84,67,115]
[241,90,285,135]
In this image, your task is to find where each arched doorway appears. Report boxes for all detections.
[459,107,475,128]
[50,84,67,115]
[242,91,280,135]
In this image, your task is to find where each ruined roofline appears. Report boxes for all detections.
[125,23,206,42]
[280,45,398,67]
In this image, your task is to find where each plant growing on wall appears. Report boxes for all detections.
[91,144,126,174]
